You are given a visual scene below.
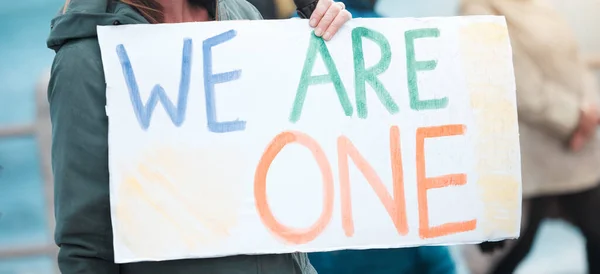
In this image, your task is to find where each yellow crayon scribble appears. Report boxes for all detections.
[114,145,244,258]
[478,175,520,235]
[460,22,522,236]
[460,22,510,46]
[116,176,192,258]
[470,88,520,174]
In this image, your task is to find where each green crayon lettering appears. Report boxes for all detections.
[405,28,448,110]
[290,33,354,123]
[352,27,398,119]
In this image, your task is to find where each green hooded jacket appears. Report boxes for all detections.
[46,0,316,273]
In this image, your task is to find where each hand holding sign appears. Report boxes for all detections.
[309,0,352,41]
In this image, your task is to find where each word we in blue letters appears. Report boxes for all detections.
[116,29,246,133]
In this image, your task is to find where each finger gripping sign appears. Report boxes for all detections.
[97,16,522,263]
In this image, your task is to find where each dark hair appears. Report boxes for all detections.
[63,0,216,23]
[119,0,217,23]
[120,0,164,23]
[63,0,164,23]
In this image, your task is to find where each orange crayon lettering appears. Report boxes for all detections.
[254,131,334,244]
[337,126,408,237]
[416,125,476,239]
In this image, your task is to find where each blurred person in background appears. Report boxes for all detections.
[460,0,600,273]
[275,0,296,18]
[302,1,457,272]
[247,0,298,19]
[46,0,351,273]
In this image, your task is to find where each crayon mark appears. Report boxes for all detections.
[117,39,192,130]
[416,125,477,239]
[203,29,246,133]
[460,22,521,236]
[254,131,334,244]
[405,28,448,111]
[115,146,242,257]
[289,32,354,123]
[117,29,244,132]
[337,125,408,237]
[352,27,399,119]
[117,174,194,258]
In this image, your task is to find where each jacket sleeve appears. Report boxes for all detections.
[461,3,581,140]
[48,40,119,273]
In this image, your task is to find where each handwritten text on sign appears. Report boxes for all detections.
[98,17,521,263]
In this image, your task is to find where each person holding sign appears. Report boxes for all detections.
[46,0,350,273]
[460,0,600,273]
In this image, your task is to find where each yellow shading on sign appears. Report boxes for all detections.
[460,21,521,237]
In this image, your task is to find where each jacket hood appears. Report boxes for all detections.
[47,0,148,52]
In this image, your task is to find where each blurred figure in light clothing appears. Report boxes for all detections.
[460,0,600,273]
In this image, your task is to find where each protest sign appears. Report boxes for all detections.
[98,16,521,263]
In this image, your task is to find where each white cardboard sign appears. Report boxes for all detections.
[98,17,521,264]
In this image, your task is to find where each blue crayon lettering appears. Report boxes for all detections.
[203,29,246,133]
[116,39,193,130]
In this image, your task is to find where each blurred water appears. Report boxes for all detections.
[0,1,61,271]
[0,256,53,274]
[0,138,48,247]
[0,4,58,125]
